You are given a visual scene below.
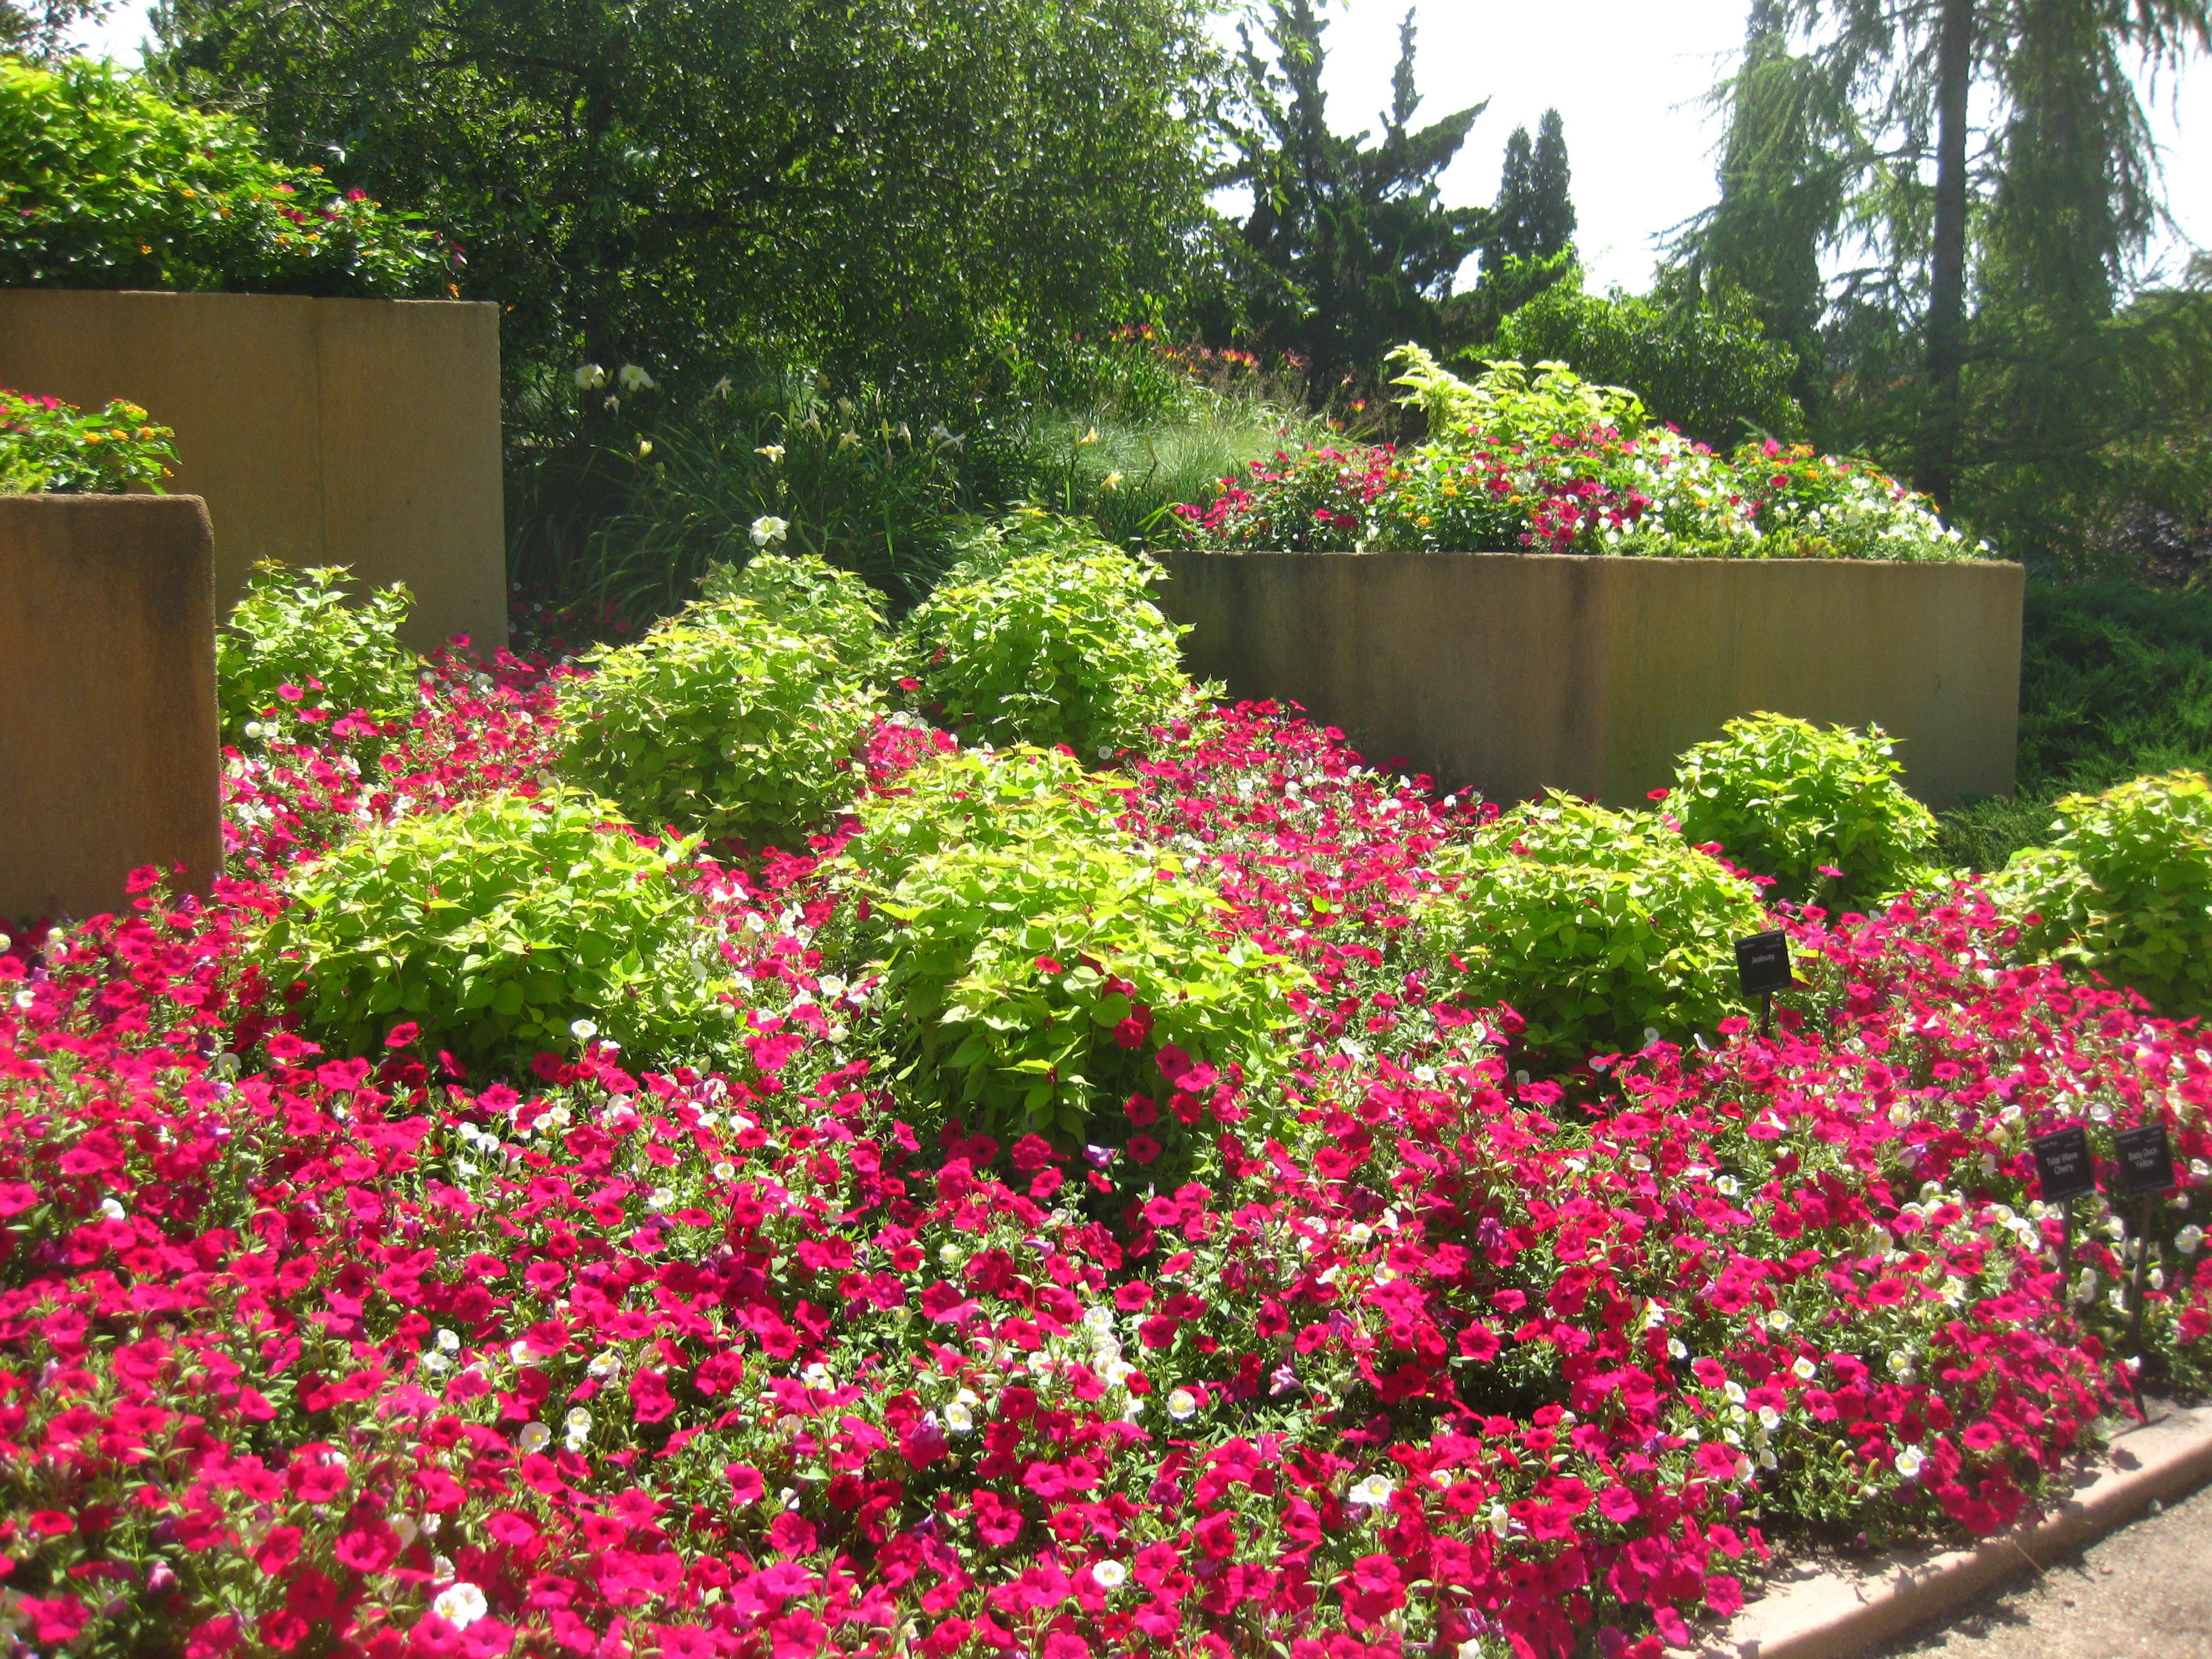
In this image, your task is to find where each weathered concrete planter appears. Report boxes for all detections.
[1155,549,2025,809]
[0,494,223,922]
[0,289,506,654]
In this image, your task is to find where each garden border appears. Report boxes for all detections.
[1699,1399,2212,1659]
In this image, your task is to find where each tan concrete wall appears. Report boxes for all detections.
[0,290,506,654]
[1155,550,2025,809]
[0,495,223,922]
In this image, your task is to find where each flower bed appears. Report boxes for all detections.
[0,582,2207,1659]
[1169,352,1986,563]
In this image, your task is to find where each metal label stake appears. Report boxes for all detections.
[2031,1124,2094,1286]
[1735,931,1792,1039]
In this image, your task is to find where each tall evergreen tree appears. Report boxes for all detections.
[1218,1,1487,387]
[1484,107,1575,268]
[1526,109,1577,256]
[1710,0,2211,510]
[1667,1,1852,411]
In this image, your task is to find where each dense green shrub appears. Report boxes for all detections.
[1670,714,1938,908]
[1484,272,1806,448]
[900,512,1190,757]
[0,387,176,492]
[839,745,1298,1144]
[216,564,423,752]
[1418,794,1770,1060]
[558,595,882,845]
[1986,769,2212,1020]
[1936,578,2212,872]
[257,789,736,1073]
[697,551,890,679]
[0,58,443,295]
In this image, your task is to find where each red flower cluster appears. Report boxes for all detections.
[0,675,2205,1659]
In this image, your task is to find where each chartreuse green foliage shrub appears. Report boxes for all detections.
[216,564,423,751]
[1,387,177,492]
[1988,770,2212,1020]
[558,595,883,845]
[1671,714,1939,908]
[900,512,1190,758]
[840,745,1299,1145]
[697,552,890,679]
[1418,793,1769,1060]
[257,789,736,1074]
[0,58,443,296]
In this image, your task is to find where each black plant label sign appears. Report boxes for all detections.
[2030,1125,2096,1202]
[1735,931,1792,1000]
[2112,1122,2177,1196]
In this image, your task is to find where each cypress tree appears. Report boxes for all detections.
[1218,1,1487,387]
[1525,109,1577,258]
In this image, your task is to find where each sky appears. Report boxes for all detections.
[79,0,2211,295]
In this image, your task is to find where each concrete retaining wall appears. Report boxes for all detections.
[0,289,506,654]
[1154,549,2025,808]
[0,494,223,922]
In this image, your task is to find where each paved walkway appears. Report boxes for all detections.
[1874,1476,2212,1659]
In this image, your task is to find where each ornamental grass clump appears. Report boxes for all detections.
[1988,769,2212,1020]
[255,788,735,1074]
[840,745,1299,1148]
[1419,793,1770,1060]
[217,563,424,755]
[558,594,883,845]
[1671,713,1940,909]
[899,512,1190,758]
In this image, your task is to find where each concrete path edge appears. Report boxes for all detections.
[1699,1400,2212,1659]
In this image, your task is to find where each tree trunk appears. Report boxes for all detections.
[1919,0,1977,510]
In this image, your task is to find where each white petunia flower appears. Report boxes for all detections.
[518,1423,552,1454]
[1166,1387,1198,1421]
[1347,1473,1395,1512]
[1090,1560,1128,1591]
[1894,1445,1926,1480]
[432,1582,489,1629]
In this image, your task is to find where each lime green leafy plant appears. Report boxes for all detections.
[216,563,423,752]
[839,745,1300,1145]
[1670,714,1939,909]
[899,511,1191,759]
[257,789,736,1074]
[558,594,883,846]
[1418,793,1770,1061]
[0,387,176,492]
[697,551,891,680]
[1987,769,2212,1021]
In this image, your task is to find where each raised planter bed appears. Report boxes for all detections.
[0,289,506,654]
[0,493,222,922]
[1154,549,2025,809]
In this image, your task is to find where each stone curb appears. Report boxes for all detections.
[1699,1399,2212,1659]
